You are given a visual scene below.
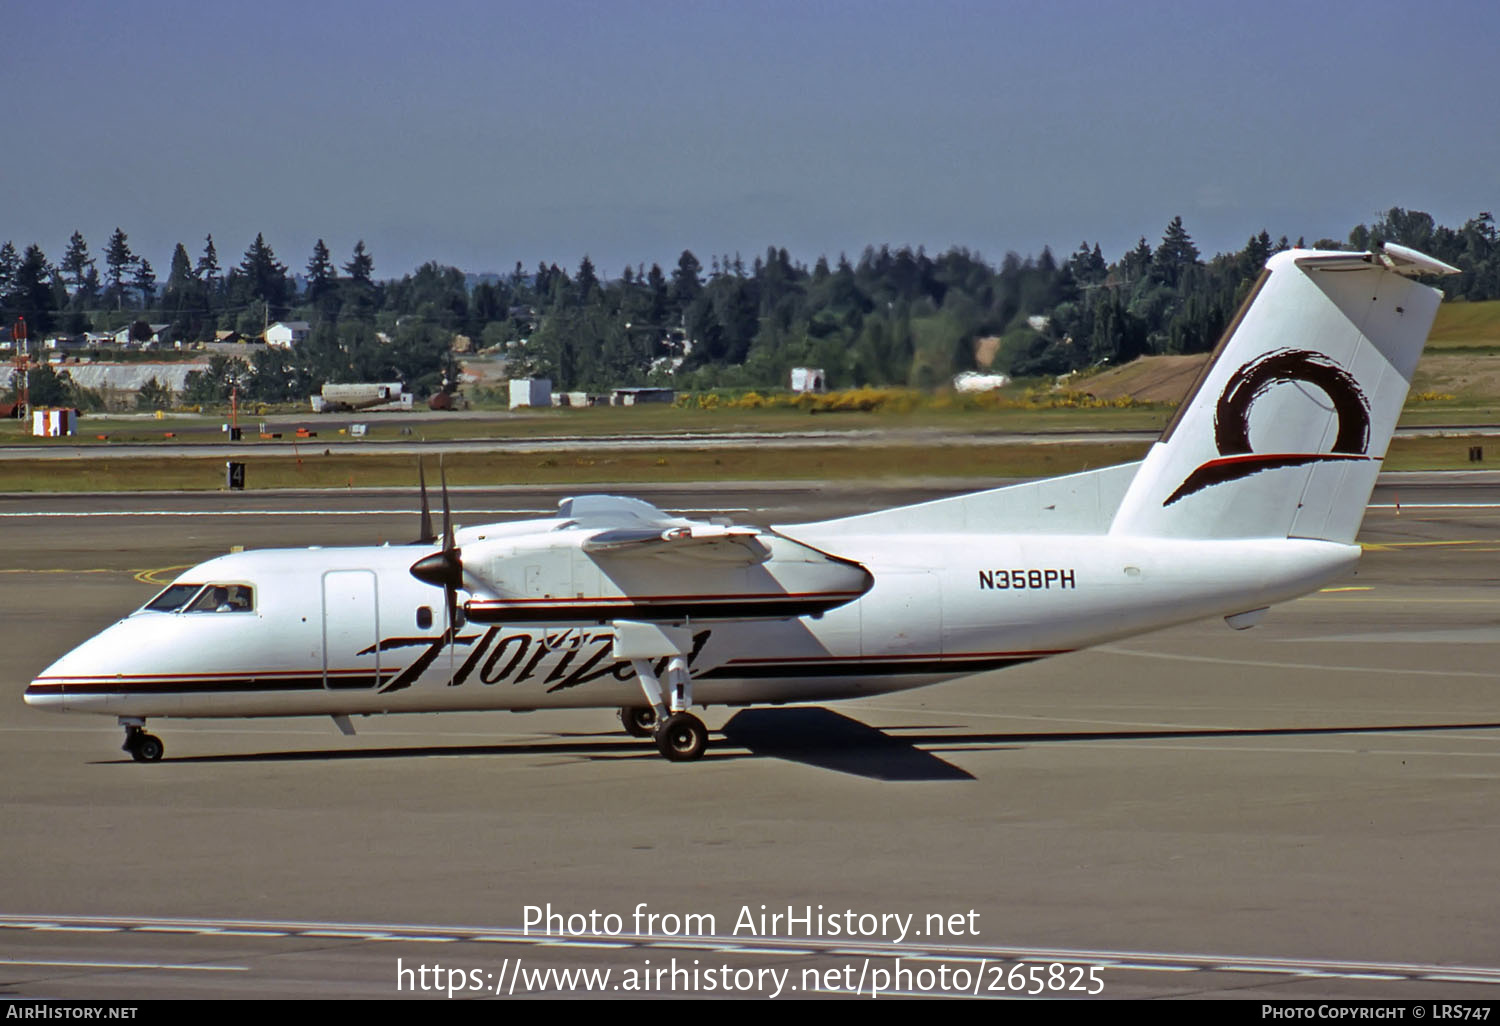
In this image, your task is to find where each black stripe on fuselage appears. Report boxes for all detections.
[466,596,860,623]
[29,654,1046,699]
[697,656,1040,679]
[27,674,389,695]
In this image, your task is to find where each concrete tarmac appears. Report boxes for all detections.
[1,477,1498,1000]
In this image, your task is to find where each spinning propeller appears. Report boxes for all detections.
[409,458,465,660]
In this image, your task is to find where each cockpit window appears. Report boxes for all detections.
[141,582,255,614]
[185,584,255,613]
[143,583,205,613]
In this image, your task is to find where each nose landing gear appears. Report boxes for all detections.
[119,718,165,763]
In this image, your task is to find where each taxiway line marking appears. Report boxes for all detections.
[0,958,248,972]
[2,915,1498,985]
[1368,503,1500,510]
[1099,646,1499,678]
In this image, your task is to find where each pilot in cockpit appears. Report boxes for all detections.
[220,585,253,612]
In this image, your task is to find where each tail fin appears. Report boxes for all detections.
[1109,243,1456,542]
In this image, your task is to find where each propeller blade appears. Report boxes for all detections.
[440,456,463,635]
[417,458,435,545]
[440,455,454,556]
[412,454,466,641]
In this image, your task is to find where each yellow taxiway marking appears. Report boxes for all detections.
[1318,586,1372,592]
[0,568,116,574]
[1309,596,1500,604]
[133,564,193,585]
[0,565,189,584]
[1361,539,1491,552]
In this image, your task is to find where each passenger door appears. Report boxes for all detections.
[321,570,381,689]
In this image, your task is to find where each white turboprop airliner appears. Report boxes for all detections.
[25,243,1457,763]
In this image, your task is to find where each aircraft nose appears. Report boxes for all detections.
[24,673,66,711]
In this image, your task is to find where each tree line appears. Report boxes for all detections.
[3,208,1497,407]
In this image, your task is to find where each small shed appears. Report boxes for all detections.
[610,387,675,406]
[33,407,80,437]
[509,378,553,409]
[790,367,826,393]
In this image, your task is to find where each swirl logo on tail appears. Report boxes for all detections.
[1164,348,1372,506]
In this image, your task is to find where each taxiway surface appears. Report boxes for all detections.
[1,477,1497,1000]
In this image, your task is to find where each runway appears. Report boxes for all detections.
[3,422,1498,461]
[1,475,1498,999]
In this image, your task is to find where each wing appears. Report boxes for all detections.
[582,524,771,565]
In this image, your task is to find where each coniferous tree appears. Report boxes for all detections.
[670,250,702,316]
[234,233,291,315]
[341,240,376,315]
[163,244,203,341]
[1120,237,1152,284]
[1153,216,1200,287]
[195,234,221,319]
[196,234,220,281]
[343,240,374,285]
[61,232,96,300]
[77,265,102,310]
[13,245,58,337]
[104,228,135,309]
[133,258,156,309]
[305,238,336,308]
[576,255,599,300]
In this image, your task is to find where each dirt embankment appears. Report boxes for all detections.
[1071,352,1500,405]
[1068,355,1208,403]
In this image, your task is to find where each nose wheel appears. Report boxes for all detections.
[120,719,165,763]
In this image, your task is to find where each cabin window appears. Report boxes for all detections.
[143,583,204,613]
[416,606,433,629]
[185,583,256,613]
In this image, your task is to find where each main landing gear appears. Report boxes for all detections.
[654,711,708,762]
[119,717,165,763]
[613,621,709,763]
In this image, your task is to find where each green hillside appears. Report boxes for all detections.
[1426,300,1500,350]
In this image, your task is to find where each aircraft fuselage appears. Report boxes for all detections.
[26,532,1357,720]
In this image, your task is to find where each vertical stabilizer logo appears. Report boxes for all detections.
[1163,348,1372,506]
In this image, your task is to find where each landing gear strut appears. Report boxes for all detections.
[119,717,165,763]
[631,652,707,762]
[614,622,708,763]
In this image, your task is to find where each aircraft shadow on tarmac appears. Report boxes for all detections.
[94,709,1500,782]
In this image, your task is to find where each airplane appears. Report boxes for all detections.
[24,242,1458,764]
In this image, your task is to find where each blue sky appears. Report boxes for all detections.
[4,0,1497,281]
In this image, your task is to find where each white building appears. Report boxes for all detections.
[509,378,552,409]
[953,371,1011,392]
[265,321,311,348]
[111,323,173,347]
[790,367,826,393]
